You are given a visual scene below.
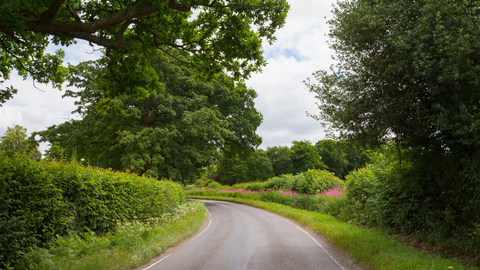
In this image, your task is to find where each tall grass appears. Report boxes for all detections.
[18,201,206,270]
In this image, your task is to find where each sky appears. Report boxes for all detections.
[0,0,337,153]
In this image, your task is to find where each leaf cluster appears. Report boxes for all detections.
[0,0,289,104]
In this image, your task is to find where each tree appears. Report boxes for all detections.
[36,51,263,182]
[0,0,289,105]
[315,139,371,178]
[315,139,348,178]
[290,140,327,175]
[0,124,41,160]
[265,145,293,176]
[306,0,480,156]
[305,0,480,236]
[44,141,66,161]
[217,149,274,185]
[342,141,371,173]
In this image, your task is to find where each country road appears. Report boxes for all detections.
[138,200,361,270]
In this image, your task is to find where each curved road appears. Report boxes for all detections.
[138,200,361,270]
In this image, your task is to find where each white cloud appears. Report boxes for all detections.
[0,72,80,153]
[249,0,337,148]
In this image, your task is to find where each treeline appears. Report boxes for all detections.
[0,154,184,269]
[212,139,371,185]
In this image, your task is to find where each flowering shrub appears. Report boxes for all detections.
[315,185,345,197]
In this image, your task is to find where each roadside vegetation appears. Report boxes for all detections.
[19,201,206,270]
[188,195,474,270]
[2,1,480,269]
[187,144,480,269]
[0,154,206,269]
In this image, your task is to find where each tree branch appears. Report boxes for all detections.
[19,7,40,21]
[48,31,127,49]
[67,0,82,22]
[27,5,157,34]
[24,5,157,49]
[168,0,191,12]
[40,0,66,23]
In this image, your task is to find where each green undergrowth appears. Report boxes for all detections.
[188,196,475,270]
[18,201,207,270]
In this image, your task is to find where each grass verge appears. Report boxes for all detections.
[20,201,206,270]
[188,195,476,270]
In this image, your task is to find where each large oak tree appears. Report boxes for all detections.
[35,51,263,182]
[0,0,289,105]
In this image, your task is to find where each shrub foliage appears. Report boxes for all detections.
[0,154,184,268]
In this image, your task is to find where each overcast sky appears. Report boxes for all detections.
[0,0,337,153]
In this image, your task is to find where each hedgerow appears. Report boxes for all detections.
[0,154,184,269]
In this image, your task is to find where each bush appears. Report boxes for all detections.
[204,180,223,189]
[264,174,298,190]
[231,181,265,191]
[292,169,344,194]
[344,167,377,226]
[0,154,184,269]
[344,150,423,230]
[345,167,376,206]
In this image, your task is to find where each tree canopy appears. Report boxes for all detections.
[314,139,371,179]
[305,0,480,240]
[217,149,273,185]
[290,140,327,175]
[315,139,348,178]
[305,0,480,157]
[35,51,263,182]
[0,124,41,160]
[265,145,293,176]
[0,0,289,105]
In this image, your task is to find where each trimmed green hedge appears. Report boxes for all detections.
[0,154,184,268]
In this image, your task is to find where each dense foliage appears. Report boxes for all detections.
[264,169,343,194]
[216,149,274,185]
[0,0,289,105]
[36,51,262,182]
[264,140,370,179]
[315,139,371,179]
[305,0,480,255]
[265,145,293,176]
[0,154,184,268]
[194,168,344,195]
[0,125,41,160]
[290,140,327,174]
[345,146,480,263]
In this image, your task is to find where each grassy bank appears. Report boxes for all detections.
[19,201,207,270]
[188,195,476,270]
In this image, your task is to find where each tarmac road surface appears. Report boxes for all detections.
[137,200,361,270]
